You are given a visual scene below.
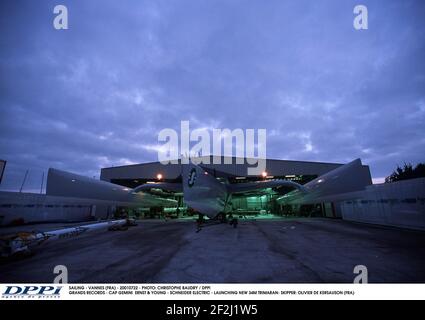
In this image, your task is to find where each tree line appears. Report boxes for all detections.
[385,162,425,183]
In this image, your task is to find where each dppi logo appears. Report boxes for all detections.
[188,168,197,188]
[2,286,62,298]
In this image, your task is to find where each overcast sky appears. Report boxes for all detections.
[1,0,424,190]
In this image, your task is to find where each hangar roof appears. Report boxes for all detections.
[100,156,371,184]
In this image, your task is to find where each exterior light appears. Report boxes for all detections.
[261,171,268,178]
[71,179,76,182]
[157,173,163,180]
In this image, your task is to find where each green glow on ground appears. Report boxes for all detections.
[173,214,298,221]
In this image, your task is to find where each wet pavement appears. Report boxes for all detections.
[1,218,424,283]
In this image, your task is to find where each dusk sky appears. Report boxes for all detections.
[1,0,424,191]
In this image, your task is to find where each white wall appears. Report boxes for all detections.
[340,178,425,230]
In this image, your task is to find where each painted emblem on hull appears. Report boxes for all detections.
[188,168,197,188]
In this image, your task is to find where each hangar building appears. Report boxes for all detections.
[100,156,372,217]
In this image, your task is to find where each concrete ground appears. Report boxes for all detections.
[1,218,425,283]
